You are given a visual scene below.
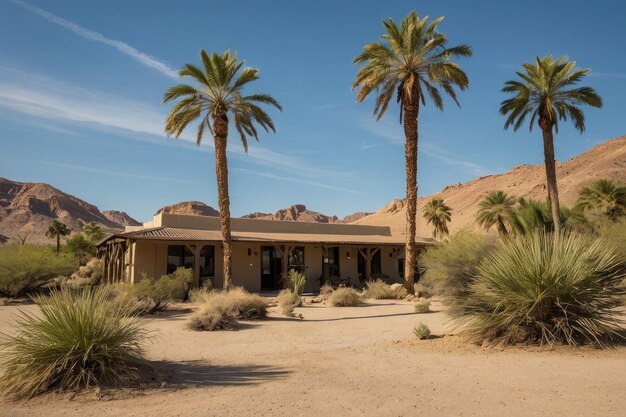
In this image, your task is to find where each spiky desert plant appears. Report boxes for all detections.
[500,55,602,236]
[289,269,306,296]
[0,287,150,398]
[453,232,625,346]
[476,191,515,236]
[413,322,431,340]
[353,11,471,293]
[414,301,431,313]
[422,198,452,239]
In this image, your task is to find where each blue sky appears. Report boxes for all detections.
[0,0,624,222]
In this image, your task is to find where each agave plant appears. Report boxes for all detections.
[0,287,150,398]
[452,232,625,346]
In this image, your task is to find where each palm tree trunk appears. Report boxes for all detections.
[56,234,60,254]
[541,126,562,236]
[403,101,420,294]
[213,116,233,290]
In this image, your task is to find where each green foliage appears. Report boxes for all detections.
[44,220,71,254]
[83,222,106,244]
[0,287,149,398]
[0,245,75,298]
[353,11,472,117]
[364,279,408,299]
[413,322,431,340]
[289,269,306,295]
[453,232,626,346]
[422,198,452,239]
[476,191,515,235]
[327,287,362,307]
[577,179,626,221]
[276,288,300,317]
[414,301,431,314]
[419,228,496,299]
[63,233,96,264]
[596,219,626,261]
[119,267,193,314]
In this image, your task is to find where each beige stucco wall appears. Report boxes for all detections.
[231,243,260,292]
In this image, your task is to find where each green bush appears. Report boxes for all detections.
[413,322,431,340]
[363,279,408,299]
[597,219,626,260]
[276,288,300,316]
[0,245,75,298]
[453,232,626,346]
[289,269,306,295]
[419,228,496,299]
[414,301,431,313]
[0,287,149,398]
[327,287,362,307]
[63,233,96,265]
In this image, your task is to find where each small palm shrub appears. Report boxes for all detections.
[289,269,306,295]
[0,245,75,298]
[276,289,300,316]
[419,228,496,299]
[414,301,431,314]
[363,279,408,299]
[413,322,431,340]
[327,287,362,307]
[0,287,149,398]
[453,232,626,346]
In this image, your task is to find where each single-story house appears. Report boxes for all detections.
[97,212,434,293]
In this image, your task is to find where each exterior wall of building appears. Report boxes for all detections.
[231,242,260,292]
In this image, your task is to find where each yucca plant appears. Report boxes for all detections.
[289,269,306,296]
[453,232,625,346]
[0,287,150,398]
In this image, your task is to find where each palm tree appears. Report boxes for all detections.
[83,222,105,244]
[476,191,515,236]
[45,220,71,254]
[422,198,452,239]
[576,179,626,221]
[353,11,471,292]
[163,50,282,290]
[500,55,602,236]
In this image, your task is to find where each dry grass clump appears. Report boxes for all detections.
[453,232,626,346]
[224,287,268,319]
[0,297,8,306]
[413,322,431,340]
[0,287,149,398]
[363,279,407,299]
[414,301,431,313]
[413,283,434,299]
[188,287,213,304]
[327,287,362,307]
[188,296,238,331]
[188,288,269,331]
[276,289,301,316]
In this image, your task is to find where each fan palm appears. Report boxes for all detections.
[476,191,515,236]
[83,222,105,244]
[45,220,70,254]
[163,50,282,290]
[576,179,626,221]
[353,11,471,292]
[500,55,602,236]
[422,198,452,239]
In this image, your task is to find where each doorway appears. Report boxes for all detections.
[260,246,282,290]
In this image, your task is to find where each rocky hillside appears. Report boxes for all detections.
[242,204,341,223]
[0,178,129,243]
[102,210,141,227]
[156,201,220,217]
[355,135,626,236]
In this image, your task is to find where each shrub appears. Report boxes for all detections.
[413,283,434,299]
[419,228,496,299]
[413,322,431,340]
[63,233,96,265]
[222,287,268,319]
[277,289,300,316]
[0,245,75,298]
[0,297,8,306]
[327,287,362,307]
[597,219,626,261]
[62,258,103,289]
[414,301,431,314]
[289,269,306,295]
[453,232,626,346]
[0,287,149,398]
[188,297,238,331]
[188,287,213,304]
[363,279,408,299]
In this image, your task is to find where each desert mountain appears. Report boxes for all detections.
[102,210,141,227]
[0,178,127,243]
[355,135,626,236]
[156,201,220,217]
[242,204,341,223]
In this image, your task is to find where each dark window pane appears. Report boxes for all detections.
[167,245,184,274]
[288,246,305,273]
[200,245,215,277]
[371,250,382,274]
[323,246,340,277]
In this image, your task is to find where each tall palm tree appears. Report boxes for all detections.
[353,11,471,292]
[83,222,105,244]
[422,198,452,239]
[45,220,70,254]
[476,191,515,236]
[163,50,282,290]
[576,179,626,221]
[500,55,602,236]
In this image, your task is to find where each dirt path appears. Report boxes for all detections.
[0,299,624,417]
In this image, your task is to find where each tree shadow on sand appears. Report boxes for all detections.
[147,360,290,389]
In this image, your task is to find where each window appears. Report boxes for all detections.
[167,245,194,274]
[371,250,382,275]
[323,246,340,277]
[199,245,215,277]
[288,246,305,273]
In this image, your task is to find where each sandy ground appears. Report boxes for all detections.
[0,298,624,417]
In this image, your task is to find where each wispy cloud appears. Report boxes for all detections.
[8,0,178,79]
[234,168,368,195]
[421,143,495,177]
[34,160,204,184]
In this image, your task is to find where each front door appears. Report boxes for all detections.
[260,246,282,290]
